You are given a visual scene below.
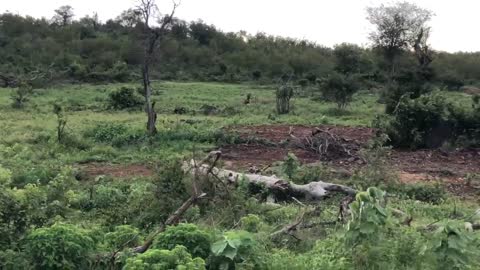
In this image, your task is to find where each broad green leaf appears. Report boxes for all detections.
[211,240,228,255]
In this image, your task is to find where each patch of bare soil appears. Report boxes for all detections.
[222,125,374,170]
[221,124,480,196]
[78,163,154,179]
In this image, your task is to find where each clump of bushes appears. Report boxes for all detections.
[25,223,95,269]
[85,123,145,147]
[319,73,359,109]
[10,82,33,109]
[153,223,211,259]
[108,87,143,110]
[403,183,446,204]
[124,245,206,270]
[375,91,480,149]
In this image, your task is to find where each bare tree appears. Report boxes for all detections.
[137,0,179,135]
[412,27,433,69]
[53,5,75,26]
[366,2,433,77]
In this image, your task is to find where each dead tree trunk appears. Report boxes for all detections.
[138,0,178,135]
[184,151,356,201]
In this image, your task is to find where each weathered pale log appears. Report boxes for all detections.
[184,151,356,201]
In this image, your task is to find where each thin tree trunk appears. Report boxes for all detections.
[143,34,158,135]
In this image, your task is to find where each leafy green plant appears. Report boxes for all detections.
[239,214,262,233]
[104,225,141,250]
[210,230,258,270]
[319,72,359,109]
[10,82,33,109]
[375,91,480,149]
[422,221,479,270]
[25,223,94,270]
[123,245,206,270]
[0,165,12,186]
[108,87,143,110]
[153,223,211,259]
[346,187,388,245]
[403,183,446,204]
[282,152,299,180]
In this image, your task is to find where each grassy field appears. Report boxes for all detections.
[0,82,386,165]
[1,82,479,269]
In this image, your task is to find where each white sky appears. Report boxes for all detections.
[3,0,479,52]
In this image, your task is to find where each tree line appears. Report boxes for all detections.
[0,5,479,87]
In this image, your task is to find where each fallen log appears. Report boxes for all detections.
[184,151,356,201]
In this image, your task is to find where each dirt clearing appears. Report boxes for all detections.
[221,125,480,191]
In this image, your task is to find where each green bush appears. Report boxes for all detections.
[25,223,94,270]
[383,69,434,114]
[424,221,479,270]
[239,214,262,233]
[152,224,211,259]
[210,230,264,269]
[12,166,59,188]
[319,72,359,109]
[88,122,128,142]
[93,184,127,209]
[108,87,143,110]
[104,225,141,249]
[375,91,480,149]
[282,152,299,180]
[86,123,146,147]
[154,161,189,220]
[0,249,30,270]
[123,245,206,270]
[403,183,446,204]
[0,165,12,186]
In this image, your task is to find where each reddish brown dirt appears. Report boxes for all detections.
[221,124,480,195]
[78,163,154,179]
[222,125,374,170]
[230,124,375,144]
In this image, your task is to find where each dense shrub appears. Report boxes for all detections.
[437,71,465,91]
[0,165,12,186]
[375,91,480,149]
[88,123,128,143]
[403,183,446,204]
[11,166,59,187]
[282,153,299,180]
[319,72,359,109]
[123,245,206,270]
[108,87,143,110]
[25,223,94,270]
[104,225,141,249]
[86,123,146,147]
[239,214,262,233]
[153,224,211,259]
[209,230,264,269]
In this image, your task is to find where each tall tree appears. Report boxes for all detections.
[366,1,432,77]
[53,5,74,26]
[137,0,179,135]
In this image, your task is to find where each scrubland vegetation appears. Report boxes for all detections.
[1,1,480,269]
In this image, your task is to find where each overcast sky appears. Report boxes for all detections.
[3,0,479,53]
